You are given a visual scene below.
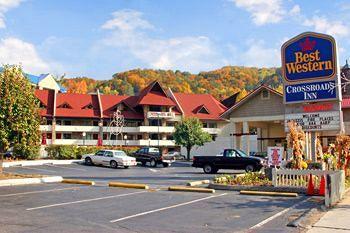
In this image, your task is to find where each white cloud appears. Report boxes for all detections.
[241,40,280,67]
[0,0,23,28]
[289,4,300,16]
[303,16,349,38]
[100,10,223,72]
[0,37,51,74]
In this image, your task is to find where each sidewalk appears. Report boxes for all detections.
[2,159,81,168]
[308,191,350,232]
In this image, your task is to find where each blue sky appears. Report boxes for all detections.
[0,0,350,79]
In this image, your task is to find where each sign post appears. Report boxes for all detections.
[281,32,342,161]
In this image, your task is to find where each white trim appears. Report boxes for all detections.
[230,115,285,122]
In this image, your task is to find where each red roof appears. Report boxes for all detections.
[173,93,227,120]
[135,81,176,106]
[35,89,54,117]
[100,94,143,119]
[55,93,100,118]
[342,97,350,108]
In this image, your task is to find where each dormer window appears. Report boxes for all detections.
[261,90,270,100]
[82,103,94,110]
[196,105,210,114]
[39,101,46,109]
[57,102,72,109]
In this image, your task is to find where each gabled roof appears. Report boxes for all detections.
[35,89,55,117]
[55,93,100,118]
[193,104,210,114]
[220,85,282,118]
[221,92,239,108]
[174,93,227,120]
[135,81,176,106]
[100,94,143,119]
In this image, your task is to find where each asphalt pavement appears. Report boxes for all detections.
[0,162,321,233]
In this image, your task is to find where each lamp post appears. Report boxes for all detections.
[124,134,127,146]
[82,132,86,146]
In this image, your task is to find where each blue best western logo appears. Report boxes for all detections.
[282,32,336,82]
[282,32,339,104]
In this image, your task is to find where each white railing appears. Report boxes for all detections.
[202,128,222,134]
[40,125,52,131]
[49,139,175,147]
[325,170,345,207]
[55,125,100,132]
[103,126,175,133]
[272,168,328,188]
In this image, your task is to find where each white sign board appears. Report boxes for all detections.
[267,147,284,167]
[285,111,340,132]
[147,111,175,119]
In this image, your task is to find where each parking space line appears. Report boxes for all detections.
[15,166,57,173]
[110,193,227,223]
[26,190,148,211]
[0,187,86,197]
[249,197,312,229]
[44,164,87,171]
[148,168,158,173]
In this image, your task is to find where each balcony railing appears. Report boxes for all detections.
[48,139,175,146]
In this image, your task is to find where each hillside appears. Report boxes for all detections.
[61,66,282,100]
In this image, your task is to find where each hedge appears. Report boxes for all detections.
[45,145,139,160]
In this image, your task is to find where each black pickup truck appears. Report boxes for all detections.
[132,147,175,167]
[192,149,264,174]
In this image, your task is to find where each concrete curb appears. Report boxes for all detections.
[109,182,149,189]
[209,183,306,193]
[62,179,95,185]
[186,180,210,187]
[3,160,81,168]
[240,190,298,197]
[168,186,215,193]
[0,176,63,187]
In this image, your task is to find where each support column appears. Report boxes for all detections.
[241,121,250,155]
[257,128,262,152]
[51,118,56,144]
[310,132,317,162]
[231,122,237,148]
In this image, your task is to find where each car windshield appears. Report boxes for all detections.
[114,151,127,157]
[236,149,248,157]
[149,148,159,153]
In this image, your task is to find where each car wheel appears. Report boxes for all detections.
[162,162,169,167]
[245,164,254,173]
[150,159,157,167]
[110,160,118,168]
[203,164,214,174]
[85,157,93,166]
[124,166,129,169]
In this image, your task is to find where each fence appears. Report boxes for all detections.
[272,168,345,207]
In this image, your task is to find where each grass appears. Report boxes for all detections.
[0,172,45,180]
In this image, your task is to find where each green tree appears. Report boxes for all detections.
[173,117,212,160]
[0,65,41,171]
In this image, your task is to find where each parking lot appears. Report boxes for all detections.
[1,162,320,233]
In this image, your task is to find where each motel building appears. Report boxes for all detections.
[36,81,227,154]
[35,71,350,158]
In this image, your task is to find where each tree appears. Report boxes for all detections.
[173,117,212,160]
[0,65,41,171]
[287,121,305,169]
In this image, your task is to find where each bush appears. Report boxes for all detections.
[13,144,40,160]
[307,162,322,170]
[45,145,139,160]
[214,172,271,186]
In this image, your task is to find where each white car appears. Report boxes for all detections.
[82,150,137,169]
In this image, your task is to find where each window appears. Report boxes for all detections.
[115,151,127,157]
[93,121,99,126]
[47,120,52,125]
[63,133,71,139]
[211,134,217,141]
[198,106,209,114]
[261,90,270,100]
[225,150,237,157]
[39,102,46,109]
[64,120,71,125]
[95,150,105,156]
[208,123,217,128]
[149,148,159,153]
[202,122,208,128]
[82,103,94,109]
[105,151,113,157]
[57,102,72,109]
[149,106,161,111]
[93,134,98,140]
[149,119,161,126]
[166,121,175,127]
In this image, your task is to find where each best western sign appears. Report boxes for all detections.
[281,32,340,104]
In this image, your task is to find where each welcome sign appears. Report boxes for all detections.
[281,32,340,104]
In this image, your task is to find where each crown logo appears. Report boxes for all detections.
[299,37,316,52]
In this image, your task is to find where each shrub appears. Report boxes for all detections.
[307,162,322,170]
[214,172,271,186]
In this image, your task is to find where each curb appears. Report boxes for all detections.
[186,180,210,187]
[62,179,95,185]
[3,160,81,168]
[0,176,63,187]
[109,182,149,189]
[240,190,298,197]
[168,186,215,193]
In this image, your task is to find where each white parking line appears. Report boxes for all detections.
[148,168,158,173]
[249,197,312,229]
[44,164,87,171]
[15,166,57,173]
[0,187,85,197]
[110,193,227,223]
[26,190,148,211]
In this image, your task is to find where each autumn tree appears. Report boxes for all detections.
[173,117,212,160]
[287,121,305,169]
[0,65,41,171]
[335,134,350,176]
